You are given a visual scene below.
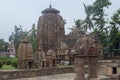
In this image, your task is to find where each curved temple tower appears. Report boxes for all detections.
[37,5,65,52]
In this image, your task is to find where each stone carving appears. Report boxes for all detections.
[74,33,103,57]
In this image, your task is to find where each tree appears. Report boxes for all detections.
[0,39,8,52]
[85,0,111,47]
[111,9,120,27]
[82,3,94,32]
[9,25,27,54]
[92,0,111,31]
[70,19,83,31]
[27,24,37,53]
[108,9,120,52]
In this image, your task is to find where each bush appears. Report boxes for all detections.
[2,60,6,64]
[0,57,17,68]
[1,65,16,70]
[0,61,3,68]
[11,60,17,68]
[5,60,11,65]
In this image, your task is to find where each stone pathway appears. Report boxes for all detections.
[12,73,75,80]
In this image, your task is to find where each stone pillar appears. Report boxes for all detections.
[74,55,86,80]
[88,55,98,79]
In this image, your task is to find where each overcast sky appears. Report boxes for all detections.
[0,0,120,41]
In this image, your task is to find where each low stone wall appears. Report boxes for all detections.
[100,74,120,80]
[97,60,120,76]
[0,66,74,80]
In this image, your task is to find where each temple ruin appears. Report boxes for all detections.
[74,34,102,80]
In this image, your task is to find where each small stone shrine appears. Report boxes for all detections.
[17,38,34,69]
[46,49,56,68]
[34,46,46,68]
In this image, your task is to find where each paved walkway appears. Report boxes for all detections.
[12,73,75,80]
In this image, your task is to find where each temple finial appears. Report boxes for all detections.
[49,0,52,8]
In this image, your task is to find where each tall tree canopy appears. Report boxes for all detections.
[0,39,8,52]
[27,24,37,53]
[9,25,27,54]
[9,24,37,54]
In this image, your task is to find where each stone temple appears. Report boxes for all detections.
[17,5,103,69]
[35,5,80,68]
[14,5,120,80]
[35,5,103,68]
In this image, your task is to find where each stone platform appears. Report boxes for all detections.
[0,67,74,79]
[12,73,75,80]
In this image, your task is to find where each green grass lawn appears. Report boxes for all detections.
[1,65,16,70]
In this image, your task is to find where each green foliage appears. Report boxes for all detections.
[9,25,28,54]
[83,0,111,47]
[74,19,83,29]
[83,0,120,57]
[11,62,17,68]
[0,39,5,52]
[92,0,111,30]
[9,24,37,54]
[27,24,37,53]
[70,0,120,58]
[0,61,3,68]
[0,39,9,52]
[107,9,120,54]
[70,19,84,31]
[5,60,11,65]
[0,56,17,68]
[0,57,17,69]
[1,65,16,70]
[11,58,17,68]
[82,3,94,32]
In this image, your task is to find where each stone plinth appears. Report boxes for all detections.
[74,55,86,80]
[88,55,98,79]
[0,66,74,79]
